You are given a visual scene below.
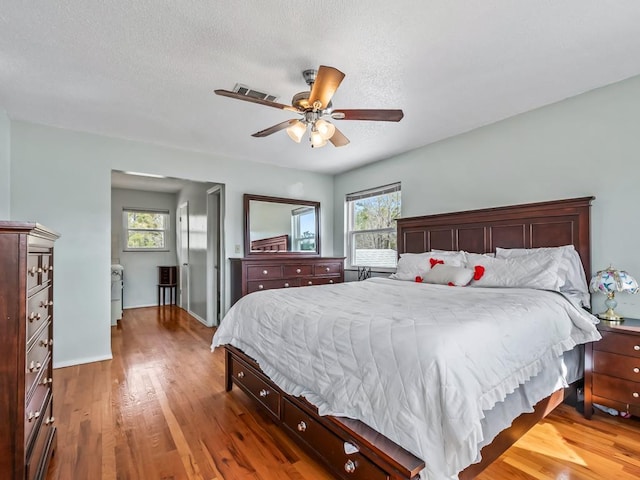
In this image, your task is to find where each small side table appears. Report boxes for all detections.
[158,266,177,306]
[584,317,640,419]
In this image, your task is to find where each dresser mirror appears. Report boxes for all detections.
[244,194,320,256]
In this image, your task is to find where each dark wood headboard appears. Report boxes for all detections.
[250,234,289,252]
[397,196,594,279]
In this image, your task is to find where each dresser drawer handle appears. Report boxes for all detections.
[258,284,264,290]
[259,389,269,397]
[40,377,53,386]
[39,339,51,348]
[27,411,40,422]
[262,270,268,275]
[634,392,639,399]
[344,460,356,473]
[635,345,640,351]
[237,371,245,379]
[28,312,42,322]
[40,300,53,308]
[28,361,42,372]
[29,266,38,276]
[284,283,290,288]
[297,421,307,432]
[325,267,331,272]
[329,280,334,284]
[44,416,55,426]
[308,281,313,285]
[48,265,53,272]
[634,368,640,374]
[296,268,301,273]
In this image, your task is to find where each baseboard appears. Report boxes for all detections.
[53,353,113,369]
[189,311,212,327]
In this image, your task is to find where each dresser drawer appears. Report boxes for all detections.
[595,331,640,358]
[25,379,50,448]
[25,325,51,399]
[301,276,341,287]
[247,278,300,294]
[247,265,283,280]
[26,393,55,480]
[592,373,640,407]
[27,287,52,344]
[314,262,342,276]
[230,356,281,418]
[282,399,389,480]
[40,254,53,285]
[593,350,640,382]
[283,264,313,276]
[27,254,41,293]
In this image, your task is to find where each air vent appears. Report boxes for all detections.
[233,83,278,102]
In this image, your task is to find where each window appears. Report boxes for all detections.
[123,208,169,251]
[346,183,401,270]
[291,206,316,251]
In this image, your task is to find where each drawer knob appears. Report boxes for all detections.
[296,268,301,274]
[258,284,264,290]
[634,392,639,398]
[40,377,53,386]
[29,266,38,276]
[284,283,290,288]
[308,281,313,285]
[40,300,53,308]
[28,361,42,372]
[262,270,268,275]
[259,389,269,397]
[27,411,40,422]
[329,280,334,284]
[634,368,639,374]
[45,416,55,426]
[29,312,42,322]
[635,345,640,351]
[48,265,53,272]
[297,421,307,432]
[326,267,331,272]
[237,371,245,379]
[344,460,356,473]
[39,339,49,348]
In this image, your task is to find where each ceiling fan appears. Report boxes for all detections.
[214,65,404,148]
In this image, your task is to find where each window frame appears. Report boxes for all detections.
[345,182,401,272]
[122,208,170,252]
[290,206,317,252]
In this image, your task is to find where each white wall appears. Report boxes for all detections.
[9,120,334,367]
[0,110,9,218]
[334,74,640,318]
[111,188,178,308]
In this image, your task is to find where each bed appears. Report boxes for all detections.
[213,196,599,480]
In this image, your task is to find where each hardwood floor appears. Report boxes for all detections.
[48,306,640,480]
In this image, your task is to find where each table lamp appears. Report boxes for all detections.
[589,265,639,322]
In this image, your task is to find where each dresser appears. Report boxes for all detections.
[0,222,59,480]
[584,318,640,419]
[230,257,345,305]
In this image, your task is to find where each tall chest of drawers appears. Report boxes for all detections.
[584,318,640,419]
[0,222,59,480]
[230,257,345,306]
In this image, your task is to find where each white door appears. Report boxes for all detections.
[178,202,189,310]
[207,187,222,325]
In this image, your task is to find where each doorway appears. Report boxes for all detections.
[177,201,189,312]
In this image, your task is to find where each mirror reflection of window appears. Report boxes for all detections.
[291,207,316,251]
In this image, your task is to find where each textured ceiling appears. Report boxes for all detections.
[2,1,640,174]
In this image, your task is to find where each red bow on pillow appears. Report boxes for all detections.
[430,258,444,268]
[473,265,485,281]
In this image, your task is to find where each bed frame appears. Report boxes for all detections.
[224,196,594,480]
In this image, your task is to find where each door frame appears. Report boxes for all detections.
[207,185,225,325]
[177,201,189,312]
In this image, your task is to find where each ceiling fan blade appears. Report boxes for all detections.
[214,89,300,113]
[332,109,404,122]
[329,127,350,147]
[251,119,299,138]
[308,65,345,110]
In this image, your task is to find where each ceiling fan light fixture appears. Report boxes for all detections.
[315,119,336,140]
[310,128,327,148]
[286,120,307,143]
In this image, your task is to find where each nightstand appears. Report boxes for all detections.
[584,317,640,419]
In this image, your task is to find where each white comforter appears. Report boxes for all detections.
[212,278,600,479]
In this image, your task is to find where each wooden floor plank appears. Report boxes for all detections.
[47,305,640,479]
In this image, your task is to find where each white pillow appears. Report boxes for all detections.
[422,264,475,286]
[495,246,590,307]
[432,249,494,258]
[389,251,465,281]
[466,251,563,290]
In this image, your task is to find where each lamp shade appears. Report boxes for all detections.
[286,120,307,143]
[315,119,336,140]
[589,266,639,295]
